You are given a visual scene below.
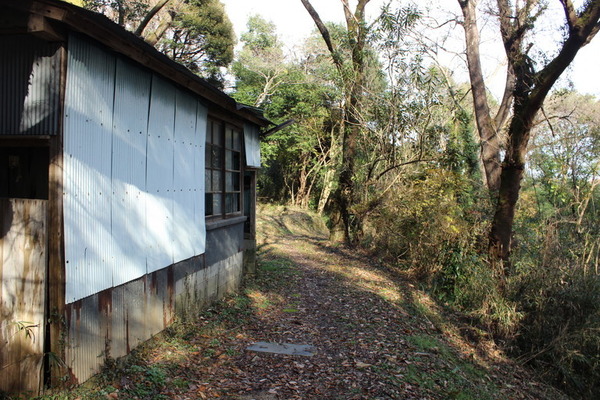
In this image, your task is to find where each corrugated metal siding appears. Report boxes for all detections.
[195,105,208,252]
[146,76,176,272]
[111,59,151,286]
[64,34,115,302]
[173,90,199,260]
[243,123,261,168]
[0,36,61,135]
[66,221,244,384]
[64,34,207,302]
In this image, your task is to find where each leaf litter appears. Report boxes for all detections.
[62,205,570,400]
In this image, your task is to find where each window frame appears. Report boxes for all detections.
[205,118,243,219]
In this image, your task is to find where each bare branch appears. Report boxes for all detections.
[530,1,600,112]
[375,159,435,181]
[135,0,172,37]
[559,0,578,29]
[300,0,343,70]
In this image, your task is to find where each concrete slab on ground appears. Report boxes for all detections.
[246,342,315,357]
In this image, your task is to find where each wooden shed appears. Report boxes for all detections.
[0,0,269,394]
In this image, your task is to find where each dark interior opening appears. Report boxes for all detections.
[0,146,49,200]
[244,171,253,235]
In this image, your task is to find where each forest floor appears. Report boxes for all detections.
[41,205,569,400]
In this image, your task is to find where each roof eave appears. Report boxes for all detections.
[5,0,270,127]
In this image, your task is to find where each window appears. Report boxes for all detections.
[0,146,48,200]
[205,119,242,217]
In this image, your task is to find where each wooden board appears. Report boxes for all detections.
[0,198,47,395]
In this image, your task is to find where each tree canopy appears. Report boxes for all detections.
[85,0,235,86]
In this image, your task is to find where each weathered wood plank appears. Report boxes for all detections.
[0,199,47,395]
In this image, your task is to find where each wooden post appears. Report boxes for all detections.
[46,45,67,388]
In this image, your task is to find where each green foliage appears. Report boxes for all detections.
[84,0,149,24]
[363,168,484,274]
[158,0,235,86]
[85,0,235,86]
[490,92,600,398]
[232,16,340,206]
[229,4,600,398]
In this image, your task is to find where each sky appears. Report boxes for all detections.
[220,0,600,99]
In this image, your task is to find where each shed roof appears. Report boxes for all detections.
[0,0,272,127]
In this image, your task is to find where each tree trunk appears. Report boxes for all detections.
[318,127,340,215]
[459,0,600,271]
[458,0,502,193]
[134,0,171,37]
[301,0,370,243]
[488,157,525,261]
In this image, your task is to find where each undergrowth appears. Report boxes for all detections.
[360,166,600,398]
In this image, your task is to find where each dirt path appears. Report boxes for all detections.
[173,206,567,400]
[90,206,568,400]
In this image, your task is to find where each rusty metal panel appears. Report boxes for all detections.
[64,294,105,384]
[111,59,151,286]
[66,261,174,383]
[63,33,115,302]
[145,269,171,339]
[0,199,46,394]
[0,36,61,135]
[109,285,128,360]
[146,75,175,272]
[174,263,206,317]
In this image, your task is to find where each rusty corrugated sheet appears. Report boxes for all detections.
[0,36,61,135]
[64,226,244,384]
[0,199,47,394]
[65,267,176,384]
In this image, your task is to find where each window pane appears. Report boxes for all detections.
[205,193,213,215]
[213,193,222,214]
[225,193,239,213]
[213,122,222,146]
[233,130,241,151]
[225,150,232,170]
[205,145,211,168]
[232,172,240,191]
[211,146,221,168]
[233,151,240,170]
[225,193,234,213]
[226,172,240,192]
[212,170,221,192]
[226,172,232,192]
[205,169,212,192]
[225,193,231,213]
[225,128,232,149]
